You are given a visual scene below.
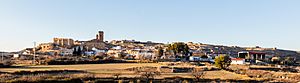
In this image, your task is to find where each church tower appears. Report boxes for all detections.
[96,31,104,42]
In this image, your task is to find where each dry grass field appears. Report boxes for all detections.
[0,63,254,80]
[0,63,163,73]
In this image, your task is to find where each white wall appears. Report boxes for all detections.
[231,60,245,65]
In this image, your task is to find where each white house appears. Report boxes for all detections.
[92,47,106,54]
[13,54,20,58]
[60,48,73,56]
[112,46,122,50]
[231,58,246,65]
[189,56,211,62]
[189,56,200,61]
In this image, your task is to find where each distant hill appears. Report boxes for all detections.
[186,42,300,61]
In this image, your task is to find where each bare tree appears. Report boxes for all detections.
[192,69,206,82]
[135,67,161,82]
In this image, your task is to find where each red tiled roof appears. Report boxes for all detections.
[231,58,244,61]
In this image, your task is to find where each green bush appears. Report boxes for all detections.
[214,55,231,69]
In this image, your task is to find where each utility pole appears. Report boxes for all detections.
[1,51,3,62]
[33,42,36,65]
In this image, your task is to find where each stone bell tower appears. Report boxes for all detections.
[96,31,104,42]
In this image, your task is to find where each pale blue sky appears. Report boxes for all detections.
[0,0,300,52]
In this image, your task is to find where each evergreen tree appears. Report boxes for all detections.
[215,55,231,69]
[73,47,77,56]
[77,46,82,56]
[167,42,190,59]
[158,47,164,57]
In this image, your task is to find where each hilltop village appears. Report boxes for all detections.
[1,31,300,82]
[1,31,296,65]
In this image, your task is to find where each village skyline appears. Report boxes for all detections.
[1,0,300,51]
[0,30,299,52]
[0,33,298,52]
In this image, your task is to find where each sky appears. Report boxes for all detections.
[0,0,300,52]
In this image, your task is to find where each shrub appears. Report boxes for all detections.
[214,55,231,69]
[134,66,161,82]
[192,69,206,82]
[0,60,12,68]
